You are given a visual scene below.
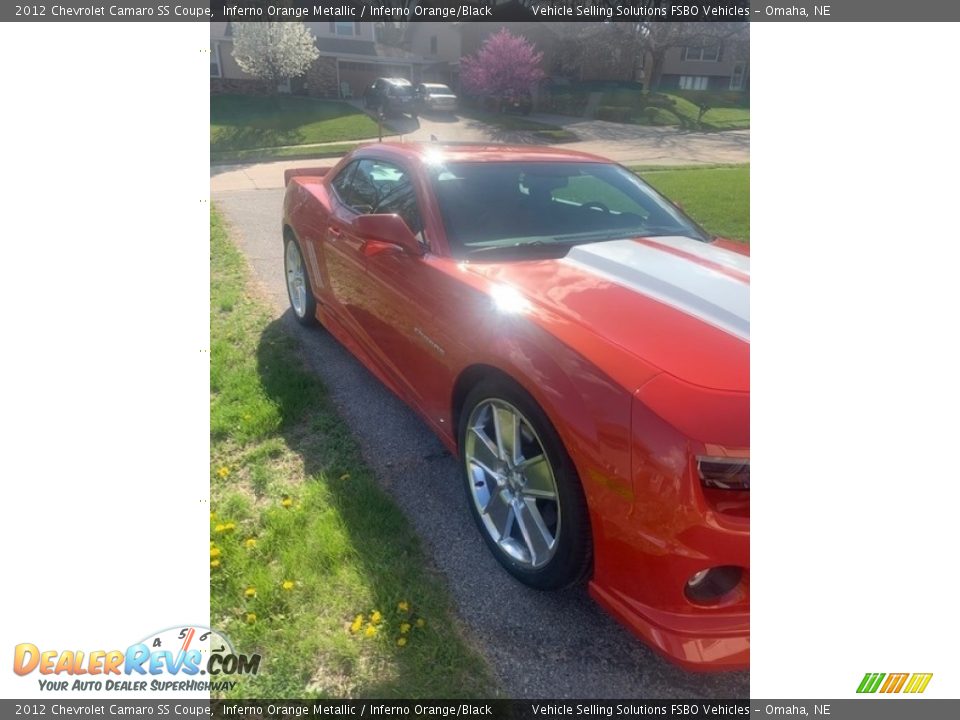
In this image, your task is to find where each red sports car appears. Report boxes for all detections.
[282,144,749,670]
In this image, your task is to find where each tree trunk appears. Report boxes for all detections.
[648,50,666,93]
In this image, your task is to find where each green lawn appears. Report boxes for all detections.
[210,209,496,698]
[589,90,749,131]
[633,164,749,242]
[211,142,362,165]
[211,94,381,153]
[662,93,750,130]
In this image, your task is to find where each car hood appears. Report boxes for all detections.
[461,236,749,393]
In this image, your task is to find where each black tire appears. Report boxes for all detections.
[458,377,592,590]
[283,234,317,327]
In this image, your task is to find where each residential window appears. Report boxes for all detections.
[333,21,355,36]
[210,43,221,78]
[730,62,746,91]
[684,46,720,62]
[679,75,709,91]
[430,36,438,54]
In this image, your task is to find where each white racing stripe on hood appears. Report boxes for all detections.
[643,234,751,276]
[564,238,750,342]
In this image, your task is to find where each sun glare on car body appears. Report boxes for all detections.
[490,284,531,315]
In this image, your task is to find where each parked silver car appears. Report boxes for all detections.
[416,83,458,113]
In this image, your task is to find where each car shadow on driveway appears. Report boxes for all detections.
[460,119,544,145]
[417,110,460,123]
[378,114,421,135]
[254,310,750,699]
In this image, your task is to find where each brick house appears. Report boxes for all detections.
[210,22,433,99]
[657,44,749,93]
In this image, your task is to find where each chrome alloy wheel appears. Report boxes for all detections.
[285,240,307,318]
[464,399,561,569]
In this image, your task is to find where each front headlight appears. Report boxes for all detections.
[697,457,749,491]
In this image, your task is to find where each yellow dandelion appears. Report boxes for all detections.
[350,615,363,634]
[364,624,378,638]
[217,467,230,478]
[396,637,407,647]
[370,610,383,625]
[400,622,411,635]
[339,473,351,481]
[210,547,221,558]
[281,496,293,508]
[245,613,256,624]
[282,580,294,591]
[222,522,236,533]
[210,559,220,569]
[415,618,425,628]
[244,587,256,598]
[214,524,226,533]
[210,511,215,520]
[397,601,410,613]
[244,538,256,549]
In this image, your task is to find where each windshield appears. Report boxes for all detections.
[424,84,453,94]
[428,161,709,259]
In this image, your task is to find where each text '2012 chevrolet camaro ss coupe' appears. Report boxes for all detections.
[281,143,749,670]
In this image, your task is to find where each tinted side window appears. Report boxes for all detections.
[371,167,422,235]
[347,159,422,234]
[331,161,357,200]
[339,159,377,212]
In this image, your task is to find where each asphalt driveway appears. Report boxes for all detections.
[212,187,749,699]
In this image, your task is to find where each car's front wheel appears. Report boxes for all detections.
[459,379,592,589]
[284,235,317,326]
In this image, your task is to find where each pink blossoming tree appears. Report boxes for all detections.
[460,28,546,111]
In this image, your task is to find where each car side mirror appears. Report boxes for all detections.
[355,214,424,257]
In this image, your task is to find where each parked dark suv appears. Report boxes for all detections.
[364,78,417,117]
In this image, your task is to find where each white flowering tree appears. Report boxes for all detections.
[231,22,319,93]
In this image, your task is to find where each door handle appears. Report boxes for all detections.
[328,226,343,239]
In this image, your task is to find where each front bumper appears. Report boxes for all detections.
[590,529,749,671]
[585,385,749,671]
[590,581,748,670]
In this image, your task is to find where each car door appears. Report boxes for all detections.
[349,159,452,418]
[322,160,375,337]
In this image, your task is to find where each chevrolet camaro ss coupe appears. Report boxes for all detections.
[281,144,749,670]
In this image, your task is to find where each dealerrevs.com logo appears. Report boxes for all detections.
[13,625,260,693]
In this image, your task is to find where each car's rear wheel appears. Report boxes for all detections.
[284,235,316,326]
[459,379,592,589]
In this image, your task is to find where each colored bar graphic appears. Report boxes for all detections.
[892,673,909,693]
[858,672,933,694]
[904,673,933,694]
[880,673,908,693]
[856,673,886,693]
